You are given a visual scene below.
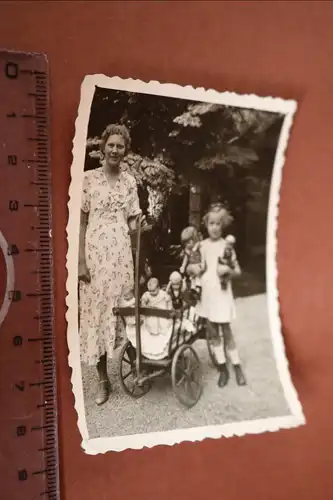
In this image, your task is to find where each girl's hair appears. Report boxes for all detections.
[202,202,233,229]
[180,226,198,245]
[100,124,131,154]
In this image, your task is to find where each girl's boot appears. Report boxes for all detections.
[233,364,246,386]
[217,363,229,388]
[227,348,247,386]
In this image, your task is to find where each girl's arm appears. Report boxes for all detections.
[199,242,207,273]
[217,249,241,279]
[229,249,241,277]
[179,252,189,275]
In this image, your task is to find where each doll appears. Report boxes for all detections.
[141,277,172,335]
[217,234,236,290]
[179,226,206,300]
[121,281,173,361]
[167,271,196,339]
[166,271,185,310]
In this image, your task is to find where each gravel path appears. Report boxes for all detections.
[81,294,290,439]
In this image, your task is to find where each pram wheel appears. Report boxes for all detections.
[171,344,203,408]
[119,340,151,398]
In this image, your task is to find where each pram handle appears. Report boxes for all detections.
[113,306,184,319]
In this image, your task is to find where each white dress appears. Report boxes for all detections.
[124,292,198,361]
[141,289,172,336]
[196,238,236,324]
[126,318,174,362]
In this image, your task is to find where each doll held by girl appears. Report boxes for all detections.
[196,203,246,388]
[179,226,206,301]
[218,234,236,290]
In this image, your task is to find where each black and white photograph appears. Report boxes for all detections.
[67,76,305,453]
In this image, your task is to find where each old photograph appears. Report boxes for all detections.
[67,75,305,453]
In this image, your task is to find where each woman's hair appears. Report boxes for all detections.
[100,124,131,154]
[202,202,233,229]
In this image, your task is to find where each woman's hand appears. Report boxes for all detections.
[128,214,151,233]
[78,260,91,283]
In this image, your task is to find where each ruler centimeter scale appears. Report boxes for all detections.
[0,51,59,500]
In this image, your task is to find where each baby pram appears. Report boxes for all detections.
[113,214,205,408]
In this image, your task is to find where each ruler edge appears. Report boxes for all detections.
[40,53,60,500]
[0,49,49,59]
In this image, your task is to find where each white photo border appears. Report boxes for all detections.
[67,75,305,454]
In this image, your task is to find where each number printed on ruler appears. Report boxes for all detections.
[0,52,59,500]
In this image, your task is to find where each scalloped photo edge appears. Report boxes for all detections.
[66,75,305,454]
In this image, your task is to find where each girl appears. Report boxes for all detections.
[197,203,246,388]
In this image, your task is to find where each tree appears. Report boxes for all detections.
[85,88,284,267]
[86,87,283,187]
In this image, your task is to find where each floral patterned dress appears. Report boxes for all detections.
[79,167,141,365]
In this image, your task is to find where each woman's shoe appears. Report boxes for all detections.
[217,364,229,388]
[233,364,246,386]
[95,379,111,405]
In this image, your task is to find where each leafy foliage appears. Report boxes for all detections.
[84,87,284,265]
[86,87,283,183]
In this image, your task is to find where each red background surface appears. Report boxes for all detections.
[1,2,333,499]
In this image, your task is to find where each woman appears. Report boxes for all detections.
[78,124,141,405]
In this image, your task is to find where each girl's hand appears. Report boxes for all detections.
[187,263,202,277]
[78,261,91,283]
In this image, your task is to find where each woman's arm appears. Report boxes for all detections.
[128,214,140,232]
[127,176,142,231]
[78,210,91,283]
[79,210,88,262]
